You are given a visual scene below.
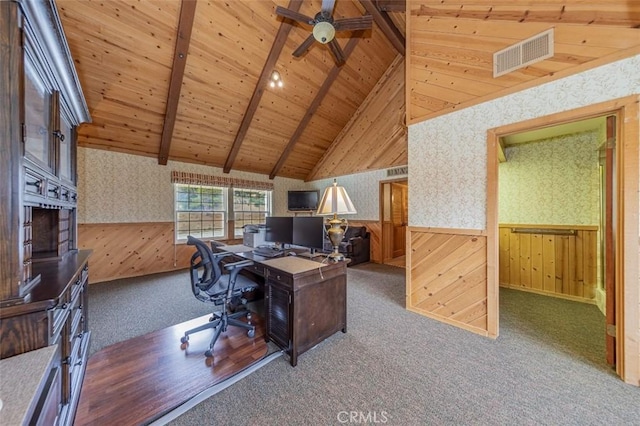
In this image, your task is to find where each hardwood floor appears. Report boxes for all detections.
[384,255,406,268]
[75,313,268,425]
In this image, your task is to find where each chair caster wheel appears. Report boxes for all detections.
[247,329,255,338]
[180,336,188,344]
[204,350,213,358]
[209,316,215,322]
[246,313,252,320]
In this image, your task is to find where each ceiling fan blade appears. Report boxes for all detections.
[333,15,373,31]
[320,0,336,17]
[275,6,314,25]
[328,39,346,66]
[293,34,317,57]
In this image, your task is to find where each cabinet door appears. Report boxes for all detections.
[58,113,74,184]
[266,281,290,350]
[23,55,53,171]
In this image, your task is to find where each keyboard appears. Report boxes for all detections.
[252,247,283,258]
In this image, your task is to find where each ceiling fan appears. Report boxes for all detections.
[275,0,373,66]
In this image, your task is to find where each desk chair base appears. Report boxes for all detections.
[181,310,255,358]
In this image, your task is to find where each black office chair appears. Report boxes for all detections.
[181,236,258,357]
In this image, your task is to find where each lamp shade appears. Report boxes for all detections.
[316,180,357,215]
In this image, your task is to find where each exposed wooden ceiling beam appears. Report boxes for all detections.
[223,0,303,174]
[376,0,405,12]
[414,5,640,27]
[269,36,362,180]
[158,0,197,165]
[360,0,405,55]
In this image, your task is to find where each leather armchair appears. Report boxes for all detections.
[324,226,370,266]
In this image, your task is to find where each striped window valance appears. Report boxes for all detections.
[171,171,274,191]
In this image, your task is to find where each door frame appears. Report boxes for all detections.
[379,177,408,263]
[486,95,639,385]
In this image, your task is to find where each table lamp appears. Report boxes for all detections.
[316,179,357,261]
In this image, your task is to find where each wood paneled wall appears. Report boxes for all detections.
[406,227,494,337]
[80,220,382,283]
[498,224,598,303]
[78,222,194,283]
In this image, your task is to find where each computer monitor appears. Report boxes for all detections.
[292,216,325,253]
[264,216,293,246]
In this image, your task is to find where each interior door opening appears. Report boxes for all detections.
[496,113,617,372]
[380,179,408,268]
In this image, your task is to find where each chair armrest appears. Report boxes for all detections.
[212,251,233,261]
[224,259,254,271]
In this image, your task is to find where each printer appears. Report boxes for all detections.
[242,224,266,248]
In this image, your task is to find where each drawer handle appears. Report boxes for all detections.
[52,130,65,141]
[57,303,68,310]
[62,356,71,365]
[26,180,41,190]
[76,332,83,339]
[75,360,83,367]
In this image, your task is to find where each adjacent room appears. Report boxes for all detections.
[1,1,639,425]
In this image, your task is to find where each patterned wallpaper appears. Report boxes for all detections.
[408,54,640,229]
[499,130,601,225]
[77,149,399,223]
[77,148,303,223]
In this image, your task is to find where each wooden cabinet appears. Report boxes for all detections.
[264,261,347,366]
[0,1,91,425]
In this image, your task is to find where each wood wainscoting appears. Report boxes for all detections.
[78,222,194,283]
[499,224,598,303]
[406,227,496,337]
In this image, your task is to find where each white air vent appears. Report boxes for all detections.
[494,29,554,77]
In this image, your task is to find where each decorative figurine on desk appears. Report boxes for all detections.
[316,179,357,262]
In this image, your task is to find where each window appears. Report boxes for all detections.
[233,189,271,238]
[175,184,226,241]
[174,184,272,242]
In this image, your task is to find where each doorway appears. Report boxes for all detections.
[380,179,408,268]
[496,115,612,368]
[486,95,640,384]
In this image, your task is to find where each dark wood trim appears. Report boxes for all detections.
[158,0,197,165]
[269,36,361,179]
[223,0,303,173]
[0,2,22,300]
[376,0,405,12]
[360,0,405,55]
[413,5,638,27]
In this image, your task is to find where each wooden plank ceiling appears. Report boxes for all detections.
[56,0,405,181]
[56,0,638,180]
[407,1,640,124]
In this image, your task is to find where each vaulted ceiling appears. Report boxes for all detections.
[56,0,639,181]
[57,0,407,181]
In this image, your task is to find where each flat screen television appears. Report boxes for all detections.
[292,216,325,253]
[264,216,293,245]
[287,190,319,211]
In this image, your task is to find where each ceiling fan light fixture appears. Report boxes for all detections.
[313,21,335,44]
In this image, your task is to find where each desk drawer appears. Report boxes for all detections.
[266,270,293,286]
[247,263,265,277]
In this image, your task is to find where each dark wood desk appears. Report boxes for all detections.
[222,246,347,366]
